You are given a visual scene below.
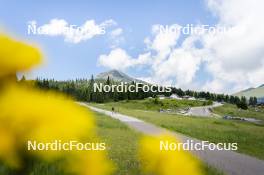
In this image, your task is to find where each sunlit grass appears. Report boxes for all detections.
[90,102,264,160]
[100,98,209,112]
[213,104,264,120]
[94,112,223,175]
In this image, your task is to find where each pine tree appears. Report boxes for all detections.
[89,75,95,101]
[253,97,258,106]
[20,75,26,82]
[106,76,110,85]
[249,97,254,106]
[237,96,248,110]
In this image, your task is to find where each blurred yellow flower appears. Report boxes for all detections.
[0,33,113,175]
[138,134,203,175]
[0,83,94,163]
[67,150,114,175]
[0,127,19,168]
[0,34,42,78]
[0,83,114,175]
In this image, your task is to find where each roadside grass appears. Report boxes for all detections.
[93,112,142,175]
[213,104,264,120]
[93,111,223,175]
[0,160,66,175]
[102,98,210,111]
[0,111,142,175]
[90,102,264,160]
[0,110,223,175]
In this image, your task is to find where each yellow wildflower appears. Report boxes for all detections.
[138,134,203,175]
[0,33,113,175]
[0,34,42,78]
[0,127,19,168]
[0,83,114,175]
[67,150,114,175]
[0,83,94,164]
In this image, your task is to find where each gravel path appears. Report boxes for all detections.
[79,103,264,175]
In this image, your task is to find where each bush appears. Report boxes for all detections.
[236,101,248,110]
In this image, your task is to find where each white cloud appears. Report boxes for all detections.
[201,0,264,93]
[202,79,226,94]
[98,24,202,88]
[154,48,202,87]
[98,0,264,94]
[143,25,203,88]
[29,18,116,43]
[100,19,117,27]
[148,24,181,58]
[98,48,130,71]
[110,28,123,37]
[108,28,125,48]
[97,48,151,71]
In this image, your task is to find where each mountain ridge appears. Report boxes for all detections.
[234,85,264,99]
[96,69,147,84]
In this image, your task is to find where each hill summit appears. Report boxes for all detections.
[96,69,146,83]
[233,84,264,98]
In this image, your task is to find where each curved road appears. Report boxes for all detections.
[186,102,223,117]
[79,103,264,175]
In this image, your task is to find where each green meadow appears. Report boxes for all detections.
[213,103,264,120]
[94,112,223,175]
[102,98,212,111]
[90,100,264,160]
[0,111,223,175]
[94,112,142,175]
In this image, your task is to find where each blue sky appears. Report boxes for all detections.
[1,0,263,93]
[0,0,213,77]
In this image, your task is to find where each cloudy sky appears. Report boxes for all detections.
[1,0,264,94]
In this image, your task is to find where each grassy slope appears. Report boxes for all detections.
[91,102,264,160]
[213,104,264,120]
[102,98,210,111]
[234,86,264,98]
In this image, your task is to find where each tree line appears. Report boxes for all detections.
[33,76,258,109]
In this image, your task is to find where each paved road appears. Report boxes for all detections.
[186,102,223,117]
[79,103,264,175]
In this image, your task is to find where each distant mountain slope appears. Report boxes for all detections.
[233,84,264,98]
[96,69,147,83]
